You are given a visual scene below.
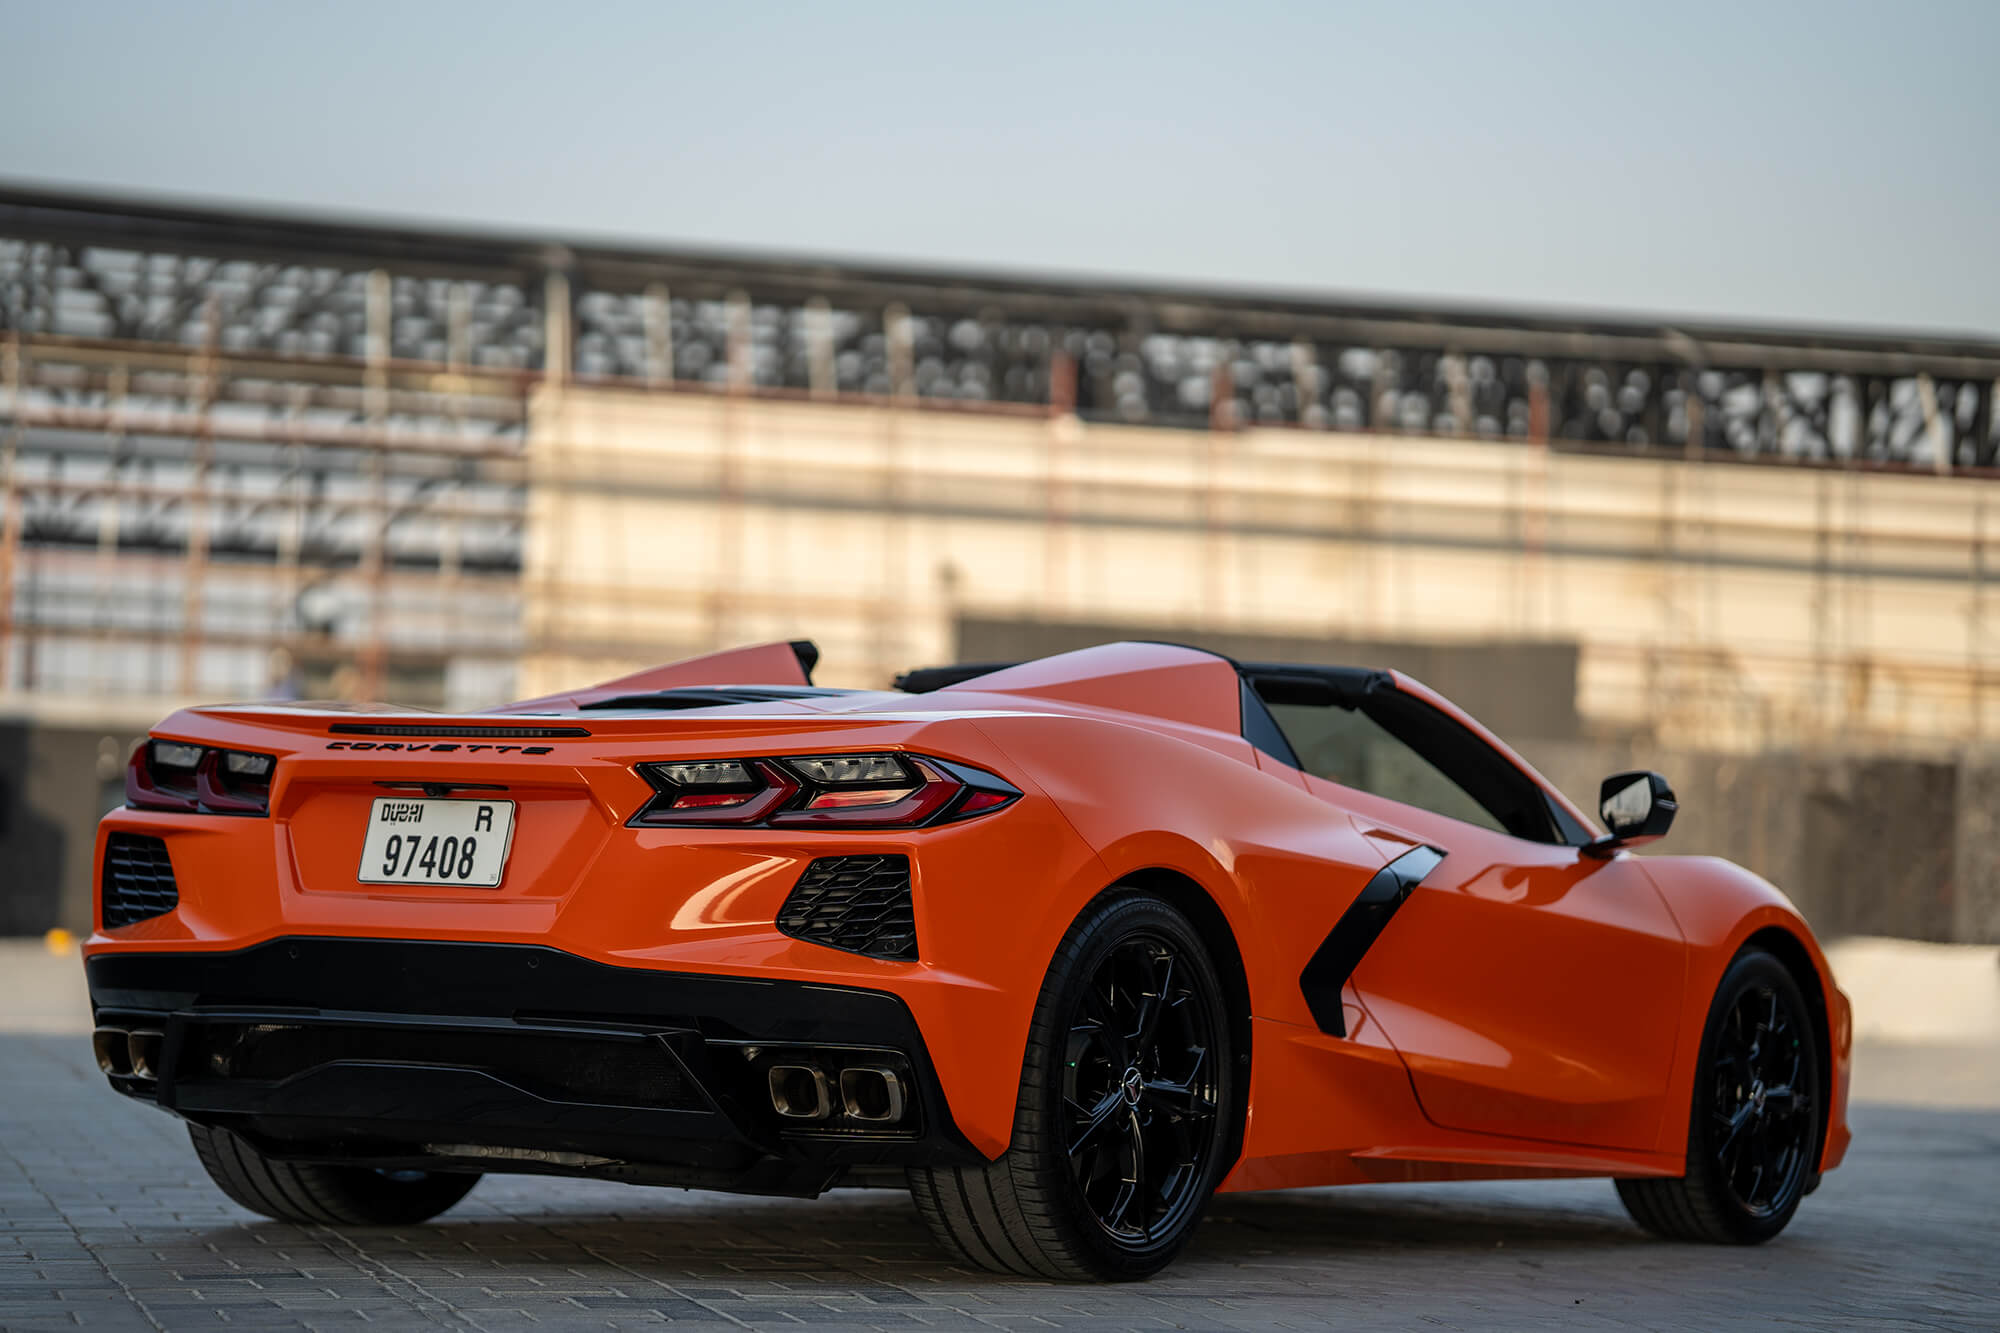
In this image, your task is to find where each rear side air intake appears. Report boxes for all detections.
[102,833,178,928]
[777,855,916,960]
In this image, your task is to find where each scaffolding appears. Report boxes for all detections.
[5,183,2000,732]
[0,304,530,709]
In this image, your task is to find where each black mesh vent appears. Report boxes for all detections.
[102,833,178,929]
[777,855,916,960]
[189,1022,699,1109]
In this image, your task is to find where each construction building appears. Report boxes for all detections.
[5,183,2000,939]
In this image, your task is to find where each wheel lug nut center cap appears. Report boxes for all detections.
[1120,1067,1144,1106]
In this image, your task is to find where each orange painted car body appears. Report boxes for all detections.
[84,640,1852,1192]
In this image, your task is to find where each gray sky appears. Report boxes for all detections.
[5,0,1997,334]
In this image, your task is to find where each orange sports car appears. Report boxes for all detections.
[84,640,1850,1280]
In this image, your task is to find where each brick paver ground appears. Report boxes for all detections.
[2,1031,1994,1331]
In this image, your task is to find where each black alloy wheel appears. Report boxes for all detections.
[1061,933,1222,1246]
[1708,977,1816,1218]
[909,894,1237,1280]
[1616,947,1822,1244]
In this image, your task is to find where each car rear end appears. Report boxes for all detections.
[82,701,1067,1195]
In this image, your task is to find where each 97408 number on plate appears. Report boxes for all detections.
[357,797,516,887]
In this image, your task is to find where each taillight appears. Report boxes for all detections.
[630,752,1020,829]
[127,741,276,816]
[630,759,801,825]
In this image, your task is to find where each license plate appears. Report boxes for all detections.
[358,798,516,887]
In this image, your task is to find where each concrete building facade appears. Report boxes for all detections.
[522,386,2000,755]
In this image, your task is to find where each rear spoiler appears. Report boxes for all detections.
[893,662,1019,693]
[496,640,820,712]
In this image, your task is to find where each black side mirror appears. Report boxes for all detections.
[1584,770,1677,857]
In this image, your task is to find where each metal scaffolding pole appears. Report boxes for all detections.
[176,297,220,695]
[0,330,21,691]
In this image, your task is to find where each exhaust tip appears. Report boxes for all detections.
[127,1030,164,1081]
[92,1027,130,1076]
[838,1065,907,1124]
[767,1063,831,1120]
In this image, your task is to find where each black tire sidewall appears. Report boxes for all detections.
[188,1122,480,1226]
[1020,893,1236,1278]
[1686,949,1822,1242]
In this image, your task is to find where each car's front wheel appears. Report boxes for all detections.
[909,893,1236,1280]
[190,1123,480,1226]
[1616,946,1821,1243]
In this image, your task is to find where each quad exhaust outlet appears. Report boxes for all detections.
[838,1065,906,1123]
[766,1064,832,1119]
[92,1026,164,1081]
[763,1057,908,1126]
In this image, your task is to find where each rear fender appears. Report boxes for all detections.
[970,714,1392,1029]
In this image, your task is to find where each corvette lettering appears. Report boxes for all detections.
[325,741,555,753]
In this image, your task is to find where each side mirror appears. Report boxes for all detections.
[1584,770,1677,857]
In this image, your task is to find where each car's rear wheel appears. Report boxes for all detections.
[189,1123,480,1226]
[1616,947,1821,1244]
[909,894,1236,1280]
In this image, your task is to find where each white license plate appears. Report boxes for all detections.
[357,797,516,887]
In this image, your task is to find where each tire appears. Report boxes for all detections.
[189,1123,480,1226]
[909,893,1237,1280]
[1616,947,1822,1244]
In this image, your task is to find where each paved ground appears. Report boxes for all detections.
[4,942,1996,1330]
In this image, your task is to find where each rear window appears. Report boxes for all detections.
[1265,700,1510,835]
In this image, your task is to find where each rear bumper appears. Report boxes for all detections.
[85,937,982,1196]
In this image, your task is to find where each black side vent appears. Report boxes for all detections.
[102,833,178,929]
[1299,843,1446,1037]
[777,855,916,961]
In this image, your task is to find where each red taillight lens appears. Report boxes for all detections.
[198,748,274,814]
[771,759,964,828]
[955,790,1012,816]
[672,791,759,810]
[632,760,800,826]
[127,742,275,816]
[629,753,1019,829]
[128,741,200,811]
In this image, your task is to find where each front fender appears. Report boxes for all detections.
[1634,854,1853,1174]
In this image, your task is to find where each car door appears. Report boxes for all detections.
[1251,671,1688,1153]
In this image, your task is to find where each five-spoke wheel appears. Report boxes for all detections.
[910,894,1236,1279]
[1707,977,1816,1218]
[1061,933,1223,1246]
[1617,947,1822,1243]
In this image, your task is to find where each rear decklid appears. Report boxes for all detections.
[146,701,956,922]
